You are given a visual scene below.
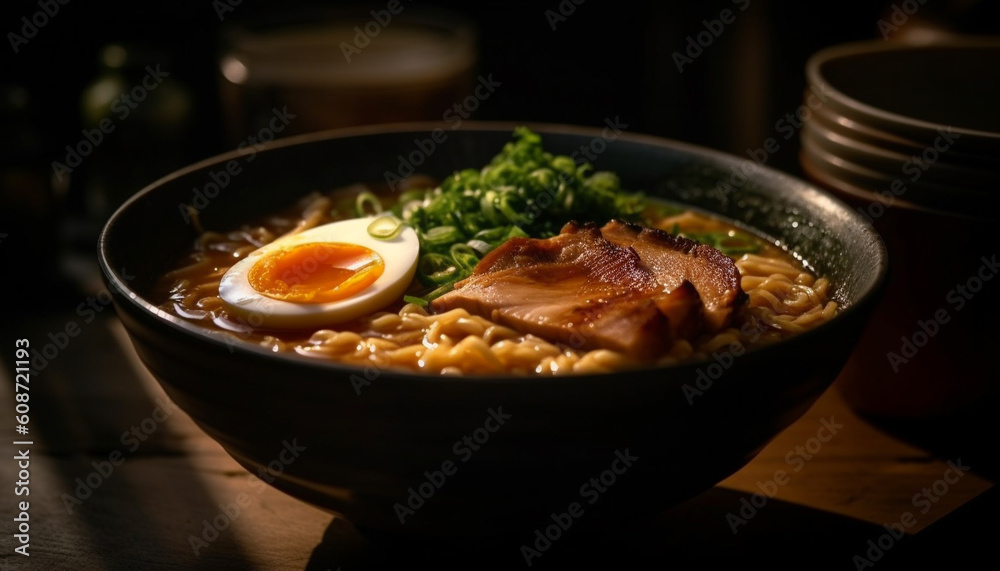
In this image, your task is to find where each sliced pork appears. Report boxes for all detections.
[430,221,744,358]
[595,220,745,331]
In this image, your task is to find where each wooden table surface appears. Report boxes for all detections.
[2,307,996,570]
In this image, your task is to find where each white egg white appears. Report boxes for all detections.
[219,217,419,329]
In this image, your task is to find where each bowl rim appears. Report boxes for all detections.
[98,120,889,384]
[803,118,1000,184]
[808,99,1000,168]
[806,38,1000,143]
[799,136,1000,219]
[806,92,925,150]
[801,126,997,195]
[798,150,992,220]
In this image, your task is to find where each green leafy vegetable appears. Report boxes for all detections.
[387,127,646,302]
[678,230,762,257]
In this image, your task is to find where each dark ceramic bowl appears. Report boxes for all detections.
[806,39,1000,156]
[98,123,887,536]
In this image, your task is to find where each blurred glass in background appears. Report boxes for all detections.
[217,6,477,144]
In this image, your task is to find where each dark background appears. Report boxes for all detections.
[0,0,1000,299]
[8,0,1000,165]
[5,4,1000,171]
[2,3,998,568]
[1,0,998,291]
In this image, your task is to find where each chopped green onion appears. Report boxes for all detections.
[398,189,427,205]
[403,295,429,307]
[680,230,762,257]
[418,253,459,285]
[497,193,525,224]
[449,243,480,274]
[423,283,454,302]
[480,190,499,223]
[355,191,383,217]
[425,269,458,285]
[466,239,493,255]
[472,227,510,243]
[503,225,529,240]
[367,215,405,240]
[422,225,462,248]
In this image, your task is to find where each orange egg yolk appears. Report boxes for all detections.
[248,242,384,303]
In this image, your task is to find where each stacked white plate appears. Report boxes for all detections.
[801,39,1000,218]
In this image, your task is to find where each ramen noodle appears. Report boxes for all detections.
[154,190,837,375]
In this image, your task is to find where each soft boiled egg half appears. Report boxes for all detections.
[219,217,419,329]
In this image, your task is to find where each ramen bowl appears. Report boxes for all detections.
[98,123,886,535]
